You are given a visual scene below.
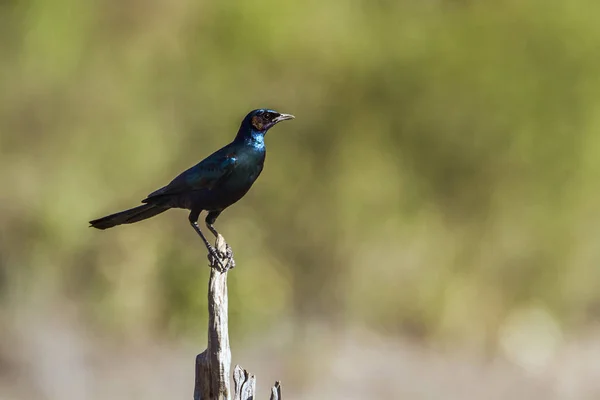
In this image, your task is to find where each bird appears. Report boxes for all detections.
[89,109,295,270]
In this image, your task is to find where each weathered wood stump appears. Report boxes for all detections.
[193,234,282,400]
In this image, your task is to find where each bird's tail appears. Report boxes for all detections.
[89,203,169,230]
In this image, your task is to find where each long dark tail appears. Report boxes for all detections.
[89,204,169,230]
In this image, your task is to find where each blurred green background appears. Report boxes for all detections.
[1,0,600,398]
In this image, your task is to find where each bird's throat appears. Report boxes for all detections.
[244,130,266,150]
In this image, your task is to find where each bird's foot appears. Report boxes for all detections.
[207,244,228,272]
[207,239,235,272]
[221,244,235,269]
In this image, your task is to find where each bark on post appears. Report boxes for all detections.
[193,234,282,400]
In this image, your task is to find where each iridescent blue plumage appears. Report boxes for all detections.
[89,109,294,268]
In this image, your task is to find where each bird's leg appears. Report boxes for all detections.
[188,210,227,272]
[205,210,235,269]
[205,210,222,238]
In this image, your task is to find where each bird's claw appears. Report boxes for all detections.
[207,243,235,272]
[222,244,235,269]
[207,244,227,272]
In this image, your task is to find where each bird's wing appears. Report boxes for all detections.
[143,147,238,201]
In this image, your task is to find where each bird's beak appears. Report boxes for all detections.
[275,113,295,123]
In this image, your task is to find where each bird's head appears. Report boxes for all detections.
[241,109,295,135]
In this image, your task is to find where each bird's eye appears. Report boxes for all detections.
[263,112,272,120]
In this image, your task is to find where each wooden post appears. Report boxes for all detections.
[193,234,282,400]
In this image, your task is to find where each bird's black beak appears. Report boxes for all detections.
[274,113,295,123]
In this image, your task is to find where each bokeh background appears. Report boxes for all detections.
[2,0,600,398]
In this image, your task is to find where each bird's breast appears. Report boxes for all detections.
[229,151,265,186]
[209,149,264,204]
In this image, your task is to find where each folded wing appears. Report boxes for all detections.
[143,148,238,202]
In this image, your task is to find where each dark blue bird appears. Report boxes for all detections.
[89,109,295,268]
